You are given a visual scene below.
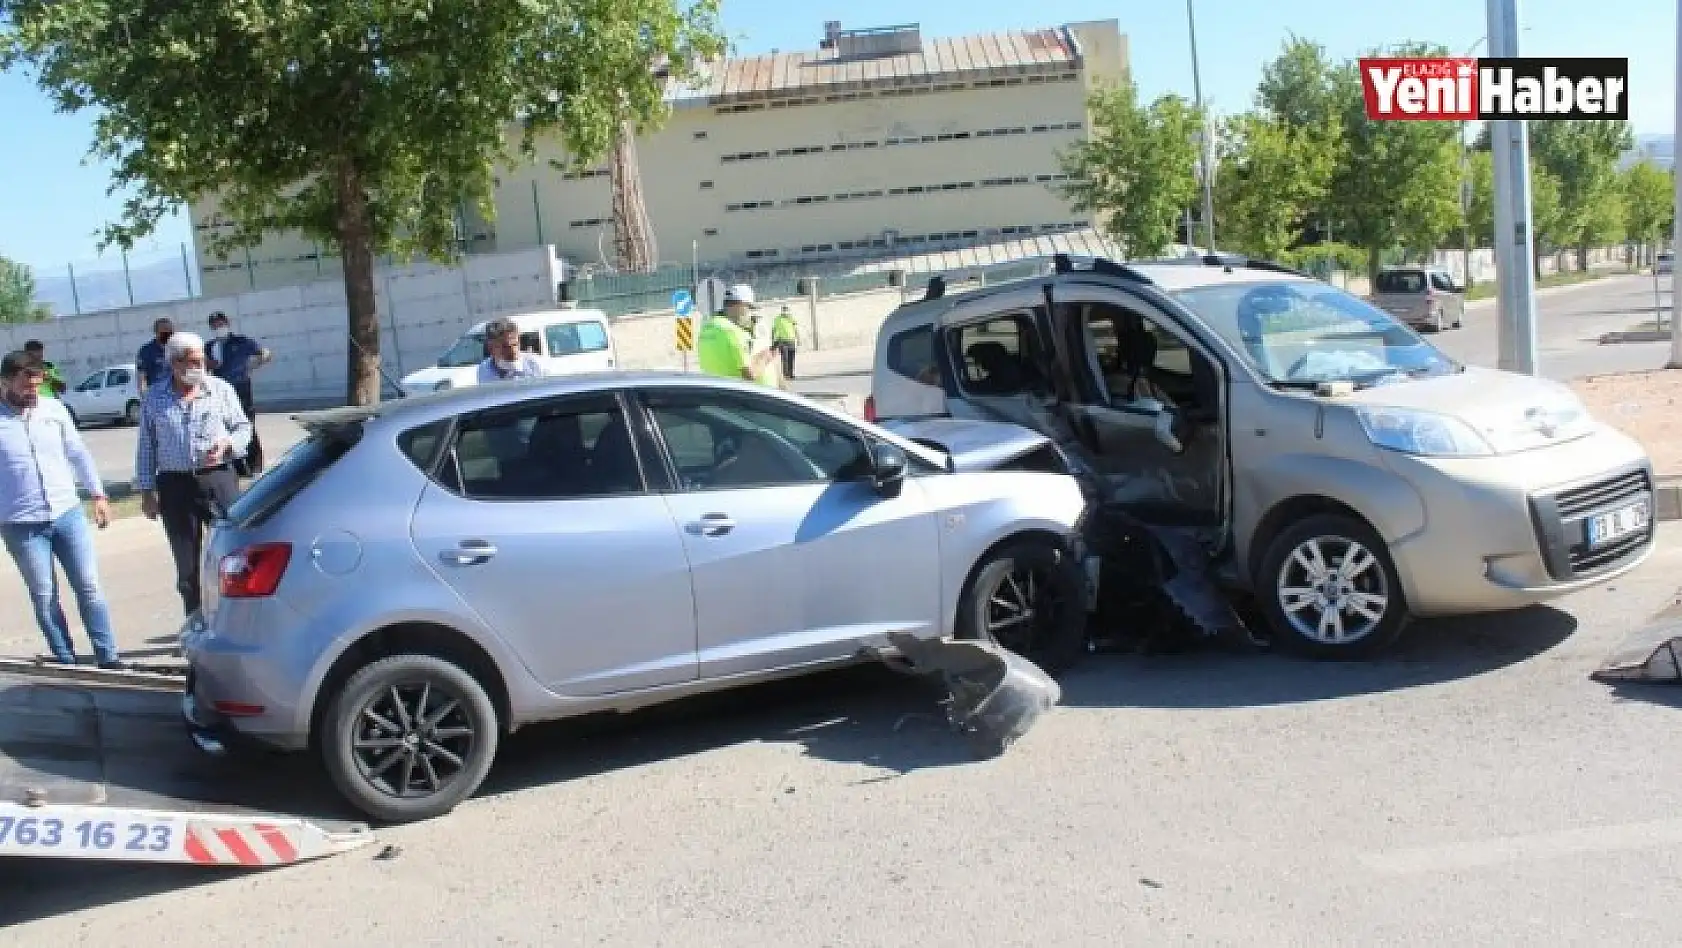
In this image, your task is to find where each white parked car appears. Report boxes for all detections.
[62,363,140,428]
[399,308,617,397]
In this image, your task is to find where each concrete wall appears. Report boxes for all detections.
[2,247,562,406]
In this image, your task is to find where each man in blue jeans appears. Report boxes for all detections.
[0,350,122,668]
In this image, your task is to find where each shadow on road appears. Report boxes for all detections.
[0,605,1573,925]
[1061,605,1577,710]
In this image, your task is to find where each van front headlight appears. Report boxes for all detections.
[1354,406,1495,458]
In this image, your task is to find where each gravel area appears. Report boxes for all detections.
[1573,367,1682,477]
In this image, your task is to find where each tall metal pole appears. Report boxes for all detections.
[1670,0,1682,367]
[1186,0,1216,252]
[1488,0,1540,375]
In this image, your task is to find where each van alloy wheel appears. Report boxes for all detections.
[1256,513,1410,660]
[1275,536,1389,645]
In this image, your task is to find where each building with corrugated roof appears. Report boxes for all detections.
[188,19,1126,298]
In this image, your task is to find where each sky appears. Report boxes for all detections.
[0,0,1674,273]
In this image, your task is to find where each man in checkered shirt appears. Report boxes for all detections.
[134,331,253,617]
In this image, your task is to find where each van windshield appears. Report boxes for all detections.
[1171,279,1457,387]
[437,333,486,368]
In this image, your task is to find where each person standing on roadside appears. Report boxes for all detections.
[476,317,546,383]
[206,311,274,476]
[135,317,174,398]
[697,284,778,386]
[0,351,123,669]
[771,305,800,380]
[134,331,252,618]
[21,340,67,398]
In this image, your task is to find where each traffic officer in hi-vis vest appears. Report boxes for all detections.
[697,284,780,387]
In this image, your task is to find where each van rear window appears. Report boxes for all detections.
[887,325,938,385]
[1374,271,1426,294]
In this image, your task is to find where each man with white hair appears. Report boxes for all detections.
[476,316,545,383]
[697,283,778,386]
[134,330,253,617]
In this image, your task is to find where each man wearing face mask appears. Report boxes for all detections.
[134,331,253,618]
[475,317,545,383]
[135,317,175,398]
[0,351,123,669]
[205,311,273,476]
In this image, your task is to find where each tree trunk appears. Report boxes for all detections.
[1365,245,1380,286]
[336,162,382,406]
[1575,244,1588,272]
[1531,243,1543,282]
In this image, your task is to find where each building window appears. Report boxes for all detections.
[699,181,714,190]
[702,228,719,237]
[693,130,709,140]
[569,218,607,229]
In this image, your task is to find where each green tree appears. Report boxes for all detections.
[2,0,724,405]
[1325,43,1462,279]
[1622,161,1675,265]
[1213,112,1334,259]
[1059,78,1203,258]
[1467,150,1565,279]
[0,256,48,324]
[1254,36,1356,242]
[1528,120,1634,268]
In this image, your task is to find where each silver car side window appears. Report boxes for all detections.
[646,391,871,491]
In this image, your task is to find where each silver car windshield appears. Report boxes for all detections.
[437,333,487,368]
[1171,279,1458,387]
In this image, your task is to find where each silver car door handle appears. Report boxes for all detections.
[685,514,736,537]
[442,541,498,565]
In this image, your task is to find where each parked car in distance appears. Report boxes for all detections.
[62,363,140,428]
[1367,266,1464,332]
[182,373,1090,823]
[1657,251,1673,275]
[398,308,617,396]
[866,253,1656,660]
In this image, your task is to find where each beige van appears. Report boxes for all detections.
[867,255,1655,658]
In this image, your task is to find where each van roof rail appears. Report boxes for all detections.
[1051,253,1153,284]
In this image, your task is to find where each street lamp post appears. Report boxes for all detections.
[1671,0,1682,367]
[1186,0,1217,253]
[1487,0,1540,375]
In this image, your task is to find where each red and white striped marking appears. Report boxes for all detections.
[183,822,303,867]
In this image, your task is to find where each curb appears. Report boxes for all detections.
[1659,477,1682,523]
[1599,329,1671,344]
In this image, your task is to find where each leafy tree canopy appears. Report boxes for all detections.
[1059,78,1203,259]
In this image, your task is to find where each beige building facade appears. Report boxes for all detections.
[190,20,1127,299]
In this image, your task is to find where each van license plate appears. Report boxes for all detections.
[1587,499,1651,549]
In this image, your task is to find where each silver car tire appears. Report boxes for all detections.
[1256,513,1410,661]
[955,538,1087,675]
[320,653,500,824]
[124,399,141,426]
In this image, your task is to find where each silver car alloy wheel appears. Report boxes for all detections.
[352,680,478,800]
[1275,535,1391,645]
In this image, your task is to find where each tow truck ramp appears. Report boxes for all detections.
[0,799,375,866]
[2,660,376,870]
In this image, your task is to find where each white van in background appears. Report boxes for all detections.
[399,308,617,396]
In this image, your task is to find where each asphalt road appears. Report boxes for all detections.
[71,271,1673,489]
[4,522,1682,943]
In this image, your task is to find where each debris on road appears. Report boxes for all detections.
[1592,619,1682,684]
[872,632,1061,757]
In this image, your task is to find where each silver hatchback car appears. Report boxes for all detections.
[182,372,1088,822]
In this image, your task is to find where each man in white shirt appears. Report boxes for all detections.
[0,350,122,668]
[476,317,545,383]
